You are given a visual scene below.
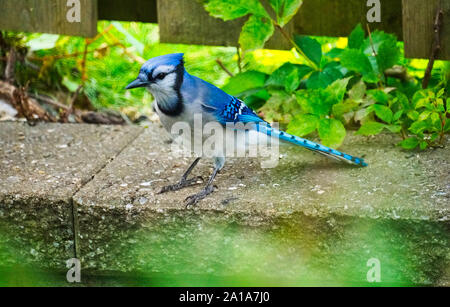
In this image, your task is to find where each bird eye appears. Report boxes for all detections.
[155,73,166,80]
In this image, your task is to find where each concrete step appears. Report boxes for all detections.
[0,122,448,286]
[0,122,143,270]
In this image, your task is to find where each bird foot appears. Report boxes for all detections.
[184,185,215,208]
[158,176,203,194]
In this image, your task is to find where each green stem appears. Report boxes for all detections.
[438,113,446,145]
[400,127,408,140]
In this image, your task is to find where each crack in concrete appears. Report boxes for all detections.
[68,128,145,260]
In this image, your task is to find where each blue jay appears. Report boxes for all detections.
[126,53,367,207]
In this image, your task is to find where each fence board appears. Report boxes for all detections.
[0,0,449,60]
[295,0,403,39]
[98,0,157,23]
[0,0,98,37]
[157,0,293,50]
[403,0,450,60]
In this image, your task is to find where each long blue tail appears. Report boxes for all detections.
[258,125,367,167]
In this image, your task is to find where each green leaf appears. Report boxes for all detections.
[418,110,432,121]
[340,49,374,75]
[318,118,346,148]
[326,48,344,59]
[203,0,268,20]
[244,94,267,110]
[430,112,441,125]
[269,0,303,27]
[286,114,319,137]
[393,110,403,122]
[332,100,359,119]
[444,119,450,132]
[295,89,331,116]
[431,133,439,142]
[239,15,274,51]
[419,141,428,150]
[409,121,428,134]
[306,67,343,89]
[362,72,380,84]
[361,31,398,57]
[435,98,445,112]
[398,137,419,150]
[348,80,366,102]
[306,71,330,89]
[396,91,411,110]
[266,63,312,92]
[386,125,402,133]
[367,89,390,105]
[412,90,431,109]
[294,35,322,67]
[436,88,445,98]
[407,110,419,121]
[323,65,344,81]
[326,77,351,104]
[372,104,393,123]
[377,36,400,71]
[260,89,296,122]
[221,71,267,95]
[356,122,386,136]
[354,108,371,122]
[348,24,365,49]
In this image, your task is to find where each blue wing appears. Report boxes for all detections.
[203,95,266,125]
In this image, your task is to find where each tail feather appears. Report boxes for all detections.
[259,125,367,167]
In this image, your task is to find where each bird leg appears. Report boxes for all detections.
[158,158,203,194]
[184,165,220,208]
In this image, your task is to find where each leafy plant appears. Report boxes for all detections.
[216,19,448,150]
[202,0,303,53]
[287,78,351,147]
[339,24,401,86]
[357,86,449,150]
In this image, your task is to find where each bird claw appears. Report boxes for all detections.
[184,185,215,208]
[158,176,203,194]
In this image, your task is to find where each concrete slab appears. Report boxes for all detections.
[0,122,143,269]
[74,124,449,285]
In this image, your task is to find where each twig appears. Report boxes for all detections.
[103,32,146,64]
[422,5,443,89]
[366,24,377,57]
[29,93,70,111]
[216,59,234,77]
[80,39,90,84]
[236,47,242,73]
[0,32,6,78]
[5,48,16,83]
[27,43,119,62]
[69,85,82,110]
[60,85,83,123]
[8,82,55,122]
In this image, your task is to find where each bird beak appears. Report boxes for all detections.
[125,78,147,90]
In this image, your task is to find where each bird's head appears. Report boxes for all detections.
[125,53,185,96]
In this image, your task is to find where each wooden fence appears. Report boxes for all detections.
[0,0,448,60]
